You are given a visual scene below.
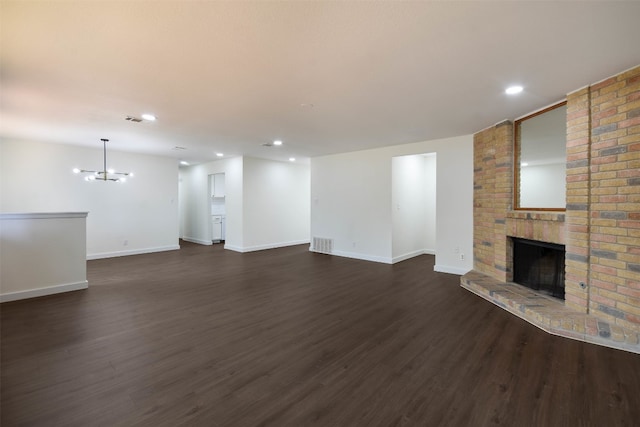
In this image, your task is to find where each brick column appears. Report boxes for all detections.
[493,122,514,281]
[589,66,640,331]
[565,87,591,312]
[473,121,513,282]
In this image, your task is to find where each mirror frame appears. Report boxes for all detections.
[514,100,567,211]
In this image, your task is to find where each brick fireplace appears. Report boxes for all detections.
[462,65,640,352]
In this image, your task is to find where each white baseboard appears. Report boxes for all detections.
[1,280,88,303]
[392,249,435,264]
[311,249,392,264]
[180,237,213,246]
[434,265,470,275]
[226,240,310,253]
[87,245,181,260]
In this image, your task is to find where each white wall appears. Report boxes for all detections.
[1,212,88,301]
[242,157,310,251]
[311,150,392,262]
[311,134,472,274]
[392,154,428,262]
[0,139,179,258]
[424,154,437,252]
[179,156,309,252]
[520,163,566,208]
[391,153,436,262]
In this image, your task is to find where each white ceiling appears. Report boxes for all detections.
[2,1,640,165]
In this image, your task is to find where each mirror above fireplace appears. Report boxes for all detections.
[514,101,567,210]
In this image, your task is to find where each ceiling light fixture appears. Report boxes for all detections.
[289,157,296,162]
[141,113,156,121]
[273,140,283,146]
[216,153,224,157]
[73,139,133,182]
[506,85,523,95]
[180,161,189,166]
[521,162,529,167]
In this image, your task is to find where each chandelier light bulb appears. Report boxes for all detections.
[73,139,134,183]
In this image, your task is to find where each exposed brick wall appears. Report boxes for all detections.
[588,66,640,330]
[506,212,565,245]
[471,65,640,331]
[565,87,591,312]
[473,121,513,282]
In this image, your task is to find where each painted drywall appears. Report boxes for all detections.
[242,157,310,251]
[311,150,392,262]
[424,154,436,252]
[311,134,472,274]
[520,163,566,208]
[0,139,179,258]
[179,156,309,252]
[392,154,432,262]
[1,212,88,301]
[179,156,243,248]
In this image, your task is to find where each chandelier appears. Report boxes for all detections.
[73,139,134,182]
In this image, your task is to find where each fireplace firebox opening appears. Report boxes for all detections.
[512,238,566,300]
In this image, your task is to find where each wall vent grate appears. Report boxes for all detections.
[312,237,333,254]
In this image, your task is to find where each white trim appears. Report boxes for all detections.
[181,237,213,246]
[225,240,310,253]
[392,249,435,264]
[311,249,392,264]
[0,212,88,220]
[434,264,470,275]
[0,280,88,303]
[87,245,180,260]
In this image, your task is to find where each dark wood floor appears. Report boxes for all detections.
[1,242,639,426]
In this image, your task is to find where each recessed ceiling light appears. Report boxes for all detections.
[141,113,157,121]
[180,161,189,166]
[521,162,529,167]
[273,140,283,146]
[506,86,523,95]
[216,153,224,157]
[289,157,296,162]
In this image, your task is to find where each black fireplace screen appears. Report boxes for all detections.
[512,238,566,299]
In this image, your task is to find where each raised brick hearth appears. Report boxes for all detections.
[463,65,640,352]
[461,271,640,353]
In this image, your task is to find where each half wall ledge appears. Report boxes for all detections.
[461,270,640,354]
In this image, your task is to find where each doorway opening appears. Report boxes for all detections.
[391,153,436,263]
[209,173,226,243]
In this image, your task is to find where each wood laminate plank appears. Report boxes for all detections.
[1,242,639,426]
